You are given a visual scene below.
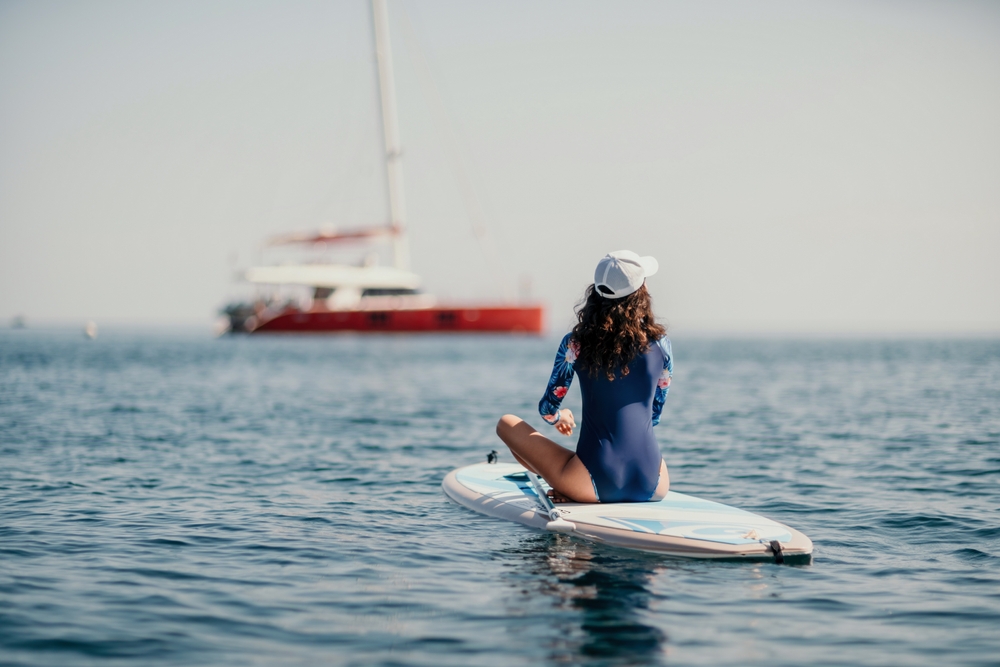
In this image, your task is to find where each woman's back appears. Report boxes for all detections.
[538,331,672,503]
[576,339,668,502]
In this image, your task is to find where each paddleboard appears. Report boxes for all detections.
[442,461,813,562]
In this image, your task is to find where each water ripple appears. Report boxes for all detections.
[1,330,998,666]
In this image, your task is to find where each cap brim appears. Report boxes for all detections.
[639,255,658,278]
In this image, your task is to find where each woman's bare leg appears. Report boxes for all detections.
[649,460,670,501]
[508,450,567,501]
[508,450,539,475]
[495,414,597,503]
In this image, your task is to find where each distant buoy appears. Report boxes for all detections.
[84,321,98,339]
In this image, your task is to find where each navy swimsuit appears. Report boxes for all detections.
[538,333,673,502]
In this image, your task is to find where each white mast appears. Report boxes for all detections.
[371,0,409,271]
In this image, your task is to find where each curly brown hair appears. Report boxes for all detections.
[571,284,666,381]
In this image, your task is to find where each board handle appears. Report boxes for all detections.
[545,513,577,534]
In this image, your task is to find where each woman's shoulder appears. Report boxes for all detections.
[649,335,671,360]
[554,331,582,367]
[557,331,579,356]
[653,335,672,370]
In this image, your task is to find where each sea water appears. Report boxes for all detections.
[1,329,998,666]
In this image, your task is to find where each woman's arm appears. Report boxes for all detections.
[538,333,578,433]
[652,337,673,426]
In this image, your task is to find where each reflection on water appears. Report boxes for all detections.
[500,534,667,666]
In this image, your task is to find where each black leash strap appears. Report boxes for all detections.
[487,449,498,464]
[769,540,784,564]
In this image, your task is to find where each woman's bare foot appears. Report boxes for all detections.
[547,488,572,504]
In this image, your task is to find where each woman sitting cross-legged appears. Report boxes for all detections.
[496,250,673,504]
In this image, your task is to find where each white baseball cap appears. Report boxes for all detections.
[594,250,658,299]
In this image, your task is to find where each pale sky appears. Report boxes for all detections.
[1,0,998,334]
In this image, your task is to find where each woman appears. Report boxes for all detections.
[496,250,673,503]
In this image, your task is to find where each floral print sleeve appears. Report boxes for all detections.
[652,337,673,427]
[538,333,578,424]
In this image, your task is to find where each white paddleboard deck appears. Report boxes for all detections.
[443,462,813,561]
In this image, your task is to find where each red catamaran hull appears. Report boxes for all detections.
[249,305,544,334]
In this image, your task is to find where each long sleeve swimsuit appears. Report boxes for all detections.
[538,333,673,503]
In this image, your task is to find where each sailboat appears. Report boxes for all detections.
[222,0,544,334]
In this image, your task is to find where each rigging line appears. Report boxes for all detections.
[395,1,514,302]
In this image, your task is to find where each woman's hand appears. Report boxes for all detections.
[555,409,576,436]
